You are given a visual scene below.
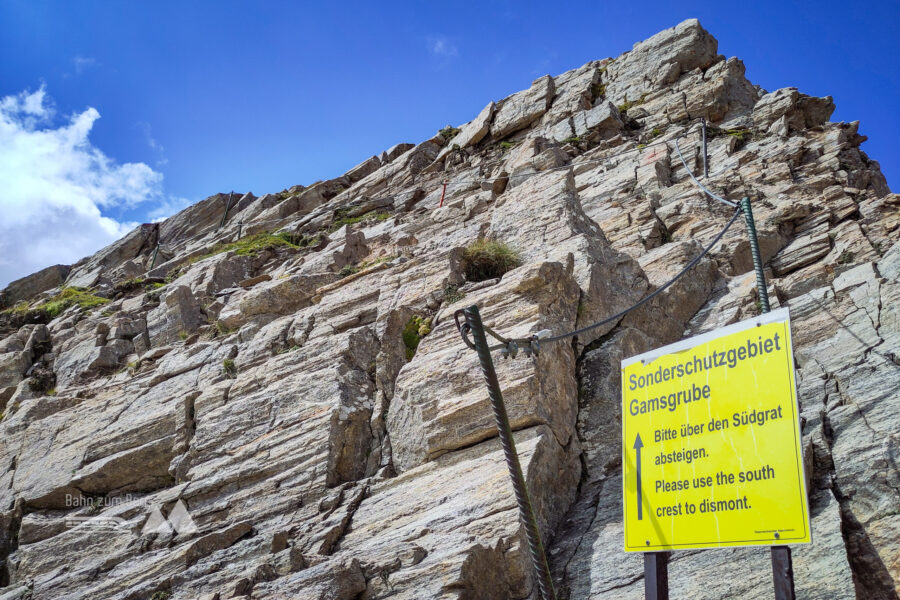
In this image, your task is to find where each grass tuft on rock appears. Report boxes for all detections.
[214,320,237,338]
[222,358,237,378]
[461,240,521,282]
[443,284,466,305]
[438,126,461,141]
[0,301,31,318]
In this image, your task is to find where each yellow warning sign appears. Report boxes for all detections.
[621,307,810,551]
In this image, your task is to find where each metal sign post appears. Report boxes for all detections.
[644,552,669,600]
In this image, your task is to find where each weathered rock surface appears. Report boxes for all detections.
[0,18,896,600]
[0,265,71,307]
[491,75,556,139]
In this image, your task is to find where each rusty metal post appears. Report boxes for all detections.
[644,552,669,600]
[217,191,234,231]
[439,180,448,207]
[463,305,557,600]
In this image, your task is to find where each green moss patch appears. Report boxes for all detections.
[202,231,301,261]
[222,358,237,378]
[402,315,432,361]
[328,209,392,233]
[42,287,109,317]
[339,254,396,278]
[0,301,31,318]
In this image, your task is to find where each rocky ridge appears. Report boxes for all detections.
[0,18,897,600]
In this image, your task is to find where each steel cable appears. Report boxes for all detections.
[460,206,744,351]
[543,205,742,342]
[673,133,737,208]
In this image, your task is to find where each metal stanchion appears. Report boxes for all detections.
[439,180,449,207]
[217,191,234,231]
[701,117,709,179]
[462,305,557,600]
[741,197,770,312]
[149,243,160,270]
[741,196,794,599]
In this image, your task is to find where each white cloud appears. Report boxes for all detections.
[427,35,459,58]
[72,56,98,75]
[0,86,164,288]
[136,121,168,167]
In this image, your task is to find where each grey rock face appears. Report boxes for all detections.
[1,265,71,307]
[435,101,495,163]
[605,18,719,106]
[753,87,836,132]
[0,18,896,600]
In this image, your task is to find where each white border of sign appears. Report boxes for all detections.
[621,306,813,550]
[622,306,791,368]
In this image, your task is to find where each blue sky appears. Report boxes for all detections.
[1,0,898,287]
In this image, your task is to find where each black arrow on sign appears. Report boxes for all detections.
[634,433,644,520]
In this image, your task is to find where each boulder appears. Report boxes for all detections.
[65,224,157,288]
[605,18,719,106]
[540,60,600,126]
[147,285,205,346]
[571,100,625,139]
[217,272,338,329]
[343,155,382,183]
[379,143,415,164]
[435,102,495,162]
[0,351,30,408]
[752,87,835,132]
[490,75,555,139]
